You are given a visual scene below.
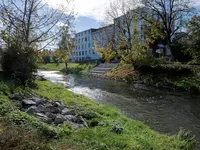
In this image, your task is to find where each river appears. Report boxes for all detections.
[38,70,200,148]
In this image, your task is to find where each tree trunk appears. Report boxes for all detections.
[65,61,68,73]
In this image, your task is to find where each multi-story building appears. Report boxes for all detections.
[70,25,115,62]
[70,7,172,62]
[70,29,100,62]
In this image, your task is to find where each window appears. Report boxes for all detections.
[79,52,81,56]
[85,51,87,55]
[89,50,91,54]
[88,43,91,48]
[76,52,78,56]
[82,51,84,55]
[78,45,80,49]
[82,45,84,49]
[78,39,80,43]
[85,37,87,42]
[82,38,84,42]
[93,51,95,54]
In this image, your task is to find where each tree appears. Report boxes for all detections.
[55,25,75,68]
[105,0,193,61]
[0,0,74,84]
[105,0,164,63]
[185,15,200,60]
[140,0,193,45]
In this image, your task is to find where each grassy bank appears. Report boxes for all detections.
[105,63,200,93]
[0,74,196,150]
[39,63,97,74]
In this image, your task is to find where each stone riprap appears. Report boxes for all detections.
[11,93,88,128]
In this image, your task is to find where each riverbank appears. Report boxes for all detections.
[103,63,200,93]
[39,62,200,93]
[0,73,196,149]
[39,63,97,74]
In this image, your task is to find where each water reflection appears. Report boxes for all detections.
[38,71,200,147]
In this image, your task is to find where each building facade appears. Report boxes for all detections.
[70,29,100,62]
[70,7,172,62]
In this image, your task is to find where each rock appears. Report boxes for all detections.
[65,115,76,122]
[46,113,57,121]
[37,104,50,113]
[54,114,66,125]
[61,108,72,115]
[36,75,46,81]
[26,106,40,114]
[11,93,24,100]
[30,97,45,105]
[46,104,61,114]
[52,101,65,110]
[22,99,36,107]
[52,101,61,107]
[75,116,89,128]
[67,121,85,129]
[35,113,52,124]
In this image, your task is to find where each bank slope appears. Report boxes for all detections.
[0,79,196,150]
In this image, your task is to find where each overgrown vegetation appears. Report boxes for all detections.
[105,62,200,93]
[0,75,196,150]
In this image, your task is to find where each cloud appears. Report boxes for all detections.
[43,0,112,21]
[44,0,200,22]
[195,0,200,6]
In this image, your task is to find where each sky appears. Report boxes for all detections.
[44,0,200,33]
[43,0,112,32]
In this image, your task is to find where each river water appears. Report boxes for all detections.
[38,71,200,147]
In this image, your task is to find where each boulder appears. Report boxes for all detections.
[26,106,40,114]
[37,104,50,113]
[67,121,85,129]
[35,113,52,124]
[54,114,66,125]
[46,104,61,114]
[22,99,36,107]
[65,115,76,122]
[46,113,57,121]
[52,101,65,110]
[30,97,45,105]
[61,108,72,115]
[75,116,89,128]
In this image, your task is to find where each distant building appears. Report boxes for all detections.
[70,29,100,62]
[70,7,173,62]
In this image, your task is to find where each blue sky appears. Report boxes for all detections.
[74,16,101,32]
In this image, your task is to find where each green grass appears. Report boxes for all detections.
[0,76,196,150]
[39,63,97,74]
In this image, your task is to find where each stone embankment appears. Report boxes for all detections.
[11,93,88,128]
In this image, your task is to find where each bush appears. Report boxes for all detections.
[42,55,51,64]
[170,43,192,62]
[1,43,37,85]
[136,63,193,78]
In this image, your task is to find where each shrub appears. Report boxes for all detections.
[42,55,51,64]
[1,43,37,85]
[136,64,193,78]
